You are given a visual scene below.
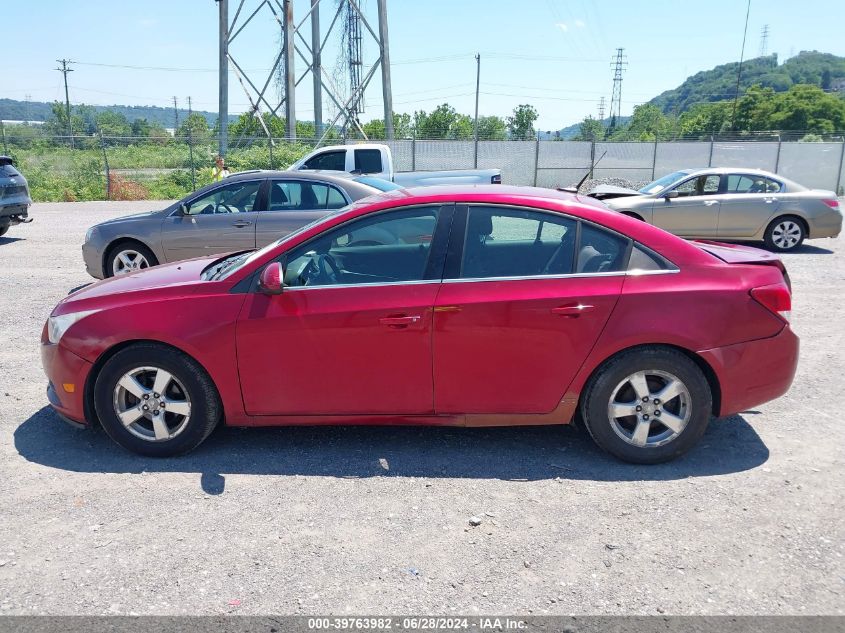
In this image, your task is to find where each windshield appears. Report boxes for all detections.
[208,204,351,281]
[353,176,402,192]
[638,171,690,195]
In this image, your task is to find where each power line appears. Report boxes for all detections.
[731,0,753,130]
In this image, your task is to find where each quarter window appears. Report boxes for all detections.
[283,207,439,288]
[185,181,260,215]
[268,181,348,211]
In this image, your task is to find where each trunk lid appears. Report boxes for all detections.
[693,240,790,289]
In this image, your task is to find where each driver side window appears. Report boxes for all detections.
[672,175,720,198]
[283,207,440,288]
[185,181,260,215]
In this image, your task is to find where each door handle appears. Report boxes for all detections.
[379,315,422,328]
[232,220,253,227]
[703,200,719,206]
[551,304,594,317]
[764,197,778,203]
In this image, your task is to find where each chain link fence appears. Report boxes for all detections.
[2,127,844,201]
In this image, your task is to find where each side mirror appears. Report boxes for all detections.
[663,190,679,199]
[176,203,188,215]
[258,262,284,295]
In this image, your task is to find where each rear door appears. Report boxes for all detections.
[432,205,626,414]
[160,179,261,261]
[716,174,782,238]
[651,174,722,237]
[254,178,349,247]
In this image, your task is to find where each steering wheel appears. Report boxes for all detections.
[216,203,235,214]
[310,252,342,284]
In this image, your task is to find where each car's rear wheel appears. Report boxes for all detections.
[0,224,9,237]
[106,242,158,277]
[93,343,221,457]
[581,347,712,464]
[764,216,805,252]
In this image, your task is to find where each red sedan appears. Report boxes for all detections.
[42,186,798,463]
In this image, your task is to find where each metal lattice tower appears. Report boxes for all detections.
[215,0,394,154]
[759,24,769,57]
[597,96,606,121]
[608,48,627,129]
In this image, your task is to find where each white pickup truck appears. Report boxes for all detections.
[289,143,502,187]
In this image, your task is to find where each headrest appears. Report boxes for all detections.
[468,212,493,236]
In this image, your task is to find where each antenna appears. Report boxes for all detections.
[608,48,627,130]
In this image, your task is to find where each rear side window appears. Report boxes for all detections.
[726,174,782,194]
[268,181,347,211]
[354,149,383,174]
[303,151,345,171]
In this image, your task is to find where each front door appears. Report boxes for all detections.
[161,179,262,261]
[651,174,722,237]
[254,179,348,247]
[433,205,625,414]
[236,205,451,416]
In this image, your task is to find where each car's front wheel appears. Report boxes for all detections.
[105,242,159,277]
[581,347,712,464]
[93,343,221,457]
[764,216,805,252]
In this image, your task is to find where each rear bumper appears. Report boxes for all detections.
[808,210,842,239]
[698,326,799,417]
[41,341,93,426]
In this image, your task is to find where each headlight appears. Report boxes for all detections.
[84,227,95,243]
[47,309,100,344]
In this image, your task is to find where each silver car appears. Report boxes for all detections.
[588,167,842,252]
[83,170,393,278]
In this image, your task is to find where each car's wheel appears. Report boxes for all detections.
[93,343,222,457]
[0,224,9,237]
[105,242,158,277]
[764,216,805,252]
[580,347,712,464]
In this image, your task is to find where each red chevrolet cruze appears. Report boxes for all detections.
[42,186,798,463]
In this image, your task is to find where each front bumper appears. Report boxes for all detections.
[82,240,104,279]
[698,326,799,417]
[41,341,94,426]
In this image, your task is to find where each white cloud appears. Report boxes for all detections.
[555,22,569,32]
[574,19,586,28]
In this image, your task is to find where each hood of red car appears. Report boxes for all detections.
[55,256,220,313]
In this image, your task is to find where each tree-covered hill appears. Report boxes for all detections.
[649,51,845,114]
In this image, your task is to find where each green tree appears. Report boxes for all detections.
[413,104,473,139]
[177,112,211,140]
[94,111,131,137]
[361,113,414,139]
[507,104,539,140]
[476,115,507,140]
[573,116,605,141]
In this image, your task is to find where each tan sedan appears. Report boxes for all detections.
[589,168,842,252]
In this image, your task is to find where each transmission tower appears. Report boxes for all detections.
[760,24,769,57]
[597,96,606,121]
[343,0,365,133]
[608,48,627,130]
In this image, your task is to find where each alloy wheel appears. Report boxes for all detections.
[112,249,150,275]
[607,370,691,448]
[771,221,802,250]
[112,366,192,442]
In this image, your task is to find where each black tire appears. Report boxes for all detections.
[763,215,805,252]
[93,343,222,457]
[580,347,712,464]
[104,241,159,277]
[0,224,9,237]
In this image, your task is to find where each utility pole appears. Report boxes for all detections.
[608,48,627,131]
[731,0,752,131]
[55,59,74,143]
[187,96,196,191]
[473,53,481,166]
[172,96,180,133]
[218,0,228,156]
[377,0,395,139]
[24,94,32,123]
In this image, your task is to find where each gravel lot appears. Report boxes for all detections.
[0,201,843,616]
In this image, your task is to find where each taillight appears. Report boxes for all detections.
[822,199,840,210]
[751,283,792,323]
[491,174,502,184]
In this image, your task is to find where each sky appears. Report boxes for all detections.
[3,0,845,131]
